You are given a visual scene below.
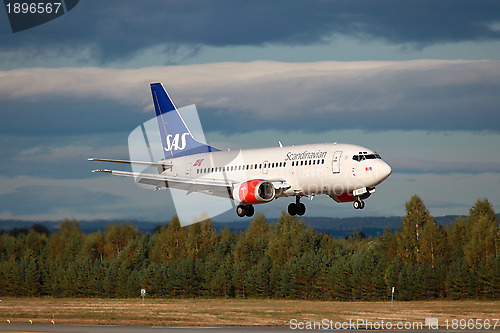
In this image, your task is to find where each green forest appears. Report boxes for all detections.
[0,195,498,300]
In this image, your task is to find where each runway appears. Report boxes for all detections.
[0,325,285,332]
[0,323,496,333]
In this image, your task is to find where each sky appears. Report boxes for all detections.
[0,0,499,223]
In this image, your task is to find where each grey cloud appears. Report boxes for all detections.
[0,133,129,179]
[182,61,500,133]
[0,185,120,215]
[1,61,499,137]
[1,1,500,63]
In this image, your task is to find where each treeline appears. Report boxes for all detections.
[0,196,498,300]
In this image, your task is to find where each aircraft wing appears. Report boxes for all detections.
[91,168,237,197]
[90,158,291,197]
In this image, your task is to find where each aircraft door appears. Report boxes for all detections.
[262,160,268,174]
[332,151,342,174]
[186,163,191,176]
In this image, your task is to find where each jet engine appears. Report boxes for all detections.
[233,179,275,204]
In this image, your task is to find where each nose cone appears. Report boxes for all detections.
[380,161,392,182]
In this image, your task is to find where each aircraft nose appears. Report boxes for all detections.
[380,161,392,181]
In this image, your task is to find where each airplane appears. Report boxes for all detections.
[89,83,392,218]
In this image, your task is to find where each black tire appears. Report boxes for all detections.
[359,201,365,209]
[288,203,297,216]
[245,205,255,217]
[297,203,306,216]
[353,201,360,210]
[237,205,246,217]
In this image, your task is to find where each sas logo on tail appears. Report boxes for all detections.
[165,133,190,152]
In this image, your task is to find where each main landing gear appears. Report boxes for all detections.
[353,198,365,210]
[288,196,306,216]
[237,204,254,217]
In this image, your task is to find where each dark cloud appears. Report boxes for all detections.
[2,0,500,63]
[0,98,146,137]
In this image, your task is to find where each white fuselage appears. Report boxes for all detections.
[160,143,391,202]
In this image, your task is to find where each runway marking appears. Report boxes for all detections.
[151,327,220,329]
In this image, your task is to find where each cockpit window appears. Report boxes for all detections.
[352,152,382,161]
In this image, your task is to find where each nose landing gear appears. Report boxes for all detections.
[353,198,365,210]
[352,188,373,210]
[288,196,306,216]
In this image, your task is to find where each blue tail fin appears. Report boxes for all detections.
[150,83,220,159]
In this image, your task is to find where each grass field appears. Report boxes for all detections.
[0,298,499,327]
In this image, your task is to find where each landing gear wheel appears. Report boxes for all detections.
[237,205,246,217]
[237,205,255,217]
[297,203,306,216]
[353,200,365,210]
[353,200,360,210]
[245,205,254,217]
[289,196,306,216]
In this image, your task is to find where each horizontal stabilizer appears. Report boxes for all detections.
[88,158,173,170]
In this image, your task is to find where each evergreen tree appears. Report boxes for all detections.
[476,255,500,299]
[445,257,473,299]
[211,255,233,297]
[0,197,498,301]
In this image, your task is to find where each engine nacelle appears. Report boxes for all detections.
[233,179,275,204]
